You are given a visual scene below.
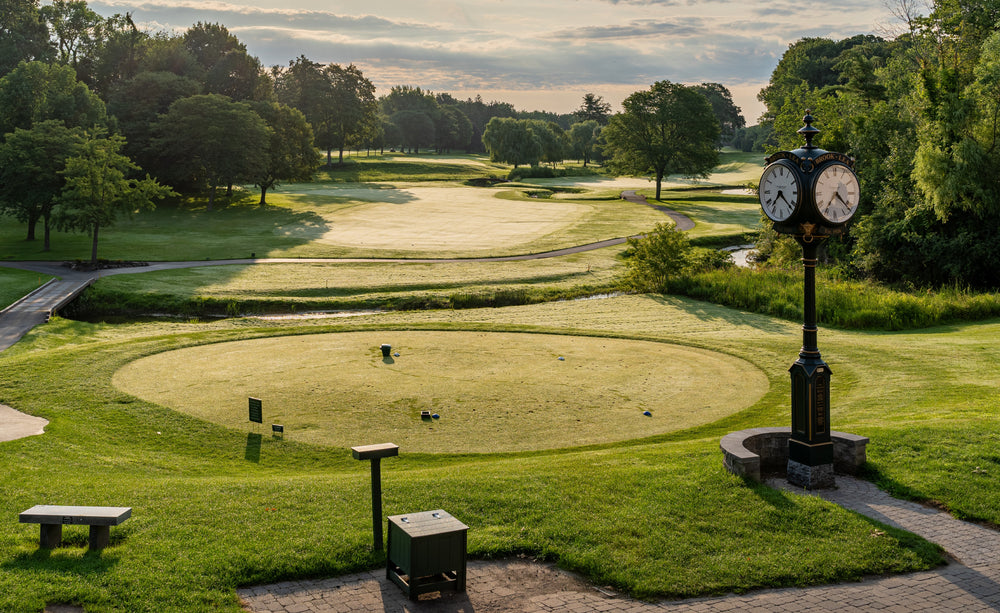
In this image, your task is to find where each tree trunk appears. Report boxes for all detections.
[339,146,344,164]
[43,214,51,252]
[90,222,100,268]
[655,169,664,201]
[26,212,38,241]
[208,178,217,211]
[259,184,269,206]
[326,149,333,167]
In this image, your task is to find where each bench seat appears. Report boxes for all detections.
[20,505,132,549]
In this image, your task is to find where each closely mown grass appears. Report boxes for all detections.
[112,330,767,452]
[315,153,509,182]
[3,148,999,612]
[0,183,667,262]
[0,268,52,309]
[64,251,625,319]
[1,293,969,612]
[669,267,1000,330]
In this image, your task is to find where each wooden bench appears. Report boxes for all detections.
[19,505,131,549]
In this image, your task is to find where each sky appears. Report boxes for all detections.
[86,0,903,125]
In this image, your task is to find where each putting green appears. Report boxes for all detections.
[276,183,592,251]
[113,331,768,453]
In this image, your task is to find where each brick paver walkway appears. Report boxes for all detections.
[237,476,1000,612]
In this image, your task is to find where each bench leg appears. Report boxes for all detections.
[89,525,110,549]
[40,524,62,548]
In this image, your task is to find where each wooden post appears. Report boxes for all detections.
[351,443,399,551]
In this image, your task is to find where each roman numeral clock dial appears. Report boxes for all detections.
[759,160,801,223]
[813,162,860,225]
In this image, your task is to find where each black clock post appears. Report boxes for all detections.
[758,111,860,489]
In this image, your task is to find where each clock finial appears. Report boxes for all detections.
[798,110,819,149]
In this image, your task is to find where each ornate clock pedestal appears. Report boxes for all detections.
[755,111,861,490]
[787,238,835,489]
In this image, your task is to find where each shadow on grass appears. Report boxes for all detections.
[245,433,262,463]
[649,294,790,334]
[2,545,122,574]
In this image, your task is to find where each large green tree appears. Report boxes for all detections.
[569,120,600,166]
[755,0,1000,288]
[692,83,745,146]
[107,70,201,173]
[381,85,439,154]
[183,22,271,101]
[435,105,473,153]
[248,101,319,205]
[602,81,719,200]
[153,94,269,209]
[391,109,435,154]
[276,57,375,164]
[481,117,542,167]
[323,64,376,163]
[39,0,102,70]
[0,60,106,135]
[55,132,173,266]
[0,0,52,76]
[0,120,84,248]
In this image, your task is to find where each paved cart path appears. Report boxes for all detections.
[238,475,1000,612]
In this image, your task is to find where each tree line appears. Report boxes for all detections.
[753,0,1000,289]
[0,0,743,265]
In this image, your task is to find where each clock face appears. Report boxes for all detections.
[813,162,860,224]
[759,161,800,222]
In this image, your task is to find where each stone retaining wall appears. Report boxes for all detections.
[720,427,868,482]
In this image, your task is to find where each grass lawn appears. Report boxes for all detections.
[315,153,510,182]
[113,330,768,452]
[68,247,627,317]
[2,150,996,612]
[0,268,52,310]
[657,190,761,244]
[0,152,757,262]
[0,182,666,262]
[5,292,997,611]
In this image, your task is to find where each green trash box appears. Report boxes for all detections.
[386,509,468,600]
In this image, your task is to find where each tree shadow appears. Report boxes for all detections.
[647,294,793,334]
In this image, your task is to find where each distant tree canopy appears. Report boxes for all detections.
[482,117,542,167]
[602,80,719,200]
[275,57,376,165]
[691,83,745,147]
[575,93,612,125]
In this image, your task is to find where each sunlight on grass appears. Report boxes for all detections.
[0,268,52,309]
[113,330,768,452]
[0,293,976,612]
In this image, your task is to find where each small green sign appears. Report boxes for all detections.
[248,397,262,424]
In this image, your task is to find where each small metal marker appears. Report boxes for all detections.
[351,443,399,551]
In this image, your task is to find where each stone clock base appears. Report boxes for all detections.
[787,460,835,490]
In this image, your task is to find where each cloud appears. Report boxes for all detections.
[86,0,896,118]
[551,18,706,39]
